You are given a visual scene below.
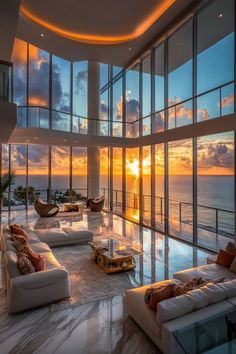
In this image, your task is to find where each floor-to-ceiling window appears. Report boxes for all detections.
[112,77,123,137]
[125,65,140,138]
[142,55,151,136]
[142,146,151,226]
[100,147,109,208]
[155,143,165,232]
[52,56,71,131]
[11,144,27,209]
[168,19,193,129]
[197,132,235,250]
[126,147,139,221]
[168,139,193,242]
[72,147,87,199]
[153,43,165,133]
[112,147,123,214]
[72,61,88,133]
[51,146,70,203]
[28,145,49,203]
[28,44,49,128]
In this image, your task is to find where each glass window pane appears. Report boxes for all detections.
[28,145,48,202]
[142,55,151,117]
[51,146,70,202]
[12,39,27,106]
[126,65,140,137]
[113,147,123,214]
[155,44,165,112]
[73,61,88,117]
[221,83,234,116]
[168,20,193,105]
[100,147,109,208]
[168,139,193,242]
[11,144,27,209]
[197,132,234,251]
[52,55,71,113]
[197,90,220,122]
[72,147,87,199]
[112,78,123,137]
[29,44,49,108]
[143,146,151,226]
[155,144,165,232]
[126,148,139,221]
[100,63,109,88]
[197,0,234,94]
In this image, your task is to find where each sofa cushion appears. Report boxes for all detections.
[35,228,69,244]
[62,227,93,243]
[216,249,235,268]
[40,251,62,270]
[217,279,236,298]
[156,281,229,325]
[173,263,236,283]
[229,257,236,274]
[30,242,51,254]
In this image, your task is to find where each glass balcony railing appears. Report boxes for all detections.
[16,81,234,138]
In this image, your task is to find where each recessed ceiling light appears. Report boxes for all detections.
[40,33,45,37]
[35,137,39,140]
[26,139,30,143]
[63,139,67,142]
[75,140,78,143]
[219,13,223,18]
[128,47,132,51]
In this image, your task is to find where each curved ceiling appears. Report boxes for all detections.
[16,0,198,66]
[20,0,176,44]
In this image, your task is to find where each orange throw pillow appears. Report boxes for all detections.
[148,284,175,312]
[216,249,235,268]
[9,224,29,240]
[27,250,44,271]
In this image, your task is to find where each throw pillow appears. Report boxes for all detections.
[12,234,29,252]
[9,224,29,240]
[17,253,35,274]
[174,277,205,297]
[148,284,175,312]
[27,249,45,271]
[216,249,235,268]
[144,285,165,304]
[226,242,236,255]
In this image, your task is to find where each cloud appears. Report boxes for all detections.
[199,143,233,168]
[221,93,234,108]
[75,70,87,96]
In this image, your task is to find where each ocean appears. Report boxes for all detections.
[11,174,234,236]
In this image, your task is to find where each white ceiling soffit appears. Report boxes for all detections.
[16,0,197,66]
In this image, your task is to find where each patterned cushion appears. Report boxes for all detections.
[12,234,29,252]
[9,224,29,240]
[226,242,236,255]
[174,277,205,297]
[17,253,35,274]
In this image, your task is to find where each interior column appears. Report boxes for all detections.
[87,61,100,199]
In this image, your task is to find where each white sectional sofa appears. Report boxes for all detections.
[1,225,93,314]
[124,262,236,354]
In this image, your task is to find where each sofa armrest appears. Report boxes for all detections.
[8,267,70,313]
[9,267,68,290]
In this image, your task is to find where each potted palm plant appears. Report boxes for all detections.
[0,172,15,211]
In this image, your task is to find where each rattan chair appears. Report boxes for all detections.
[90,196,105,212]
[34,198,59,217]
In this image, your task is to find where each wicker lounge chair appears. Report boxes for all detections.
[34,198,59,217]
[90,196,105,212]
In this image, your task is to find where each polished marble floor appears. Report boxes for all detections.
[0,209,212,354]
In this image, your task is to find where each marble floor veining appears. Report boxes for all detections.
[0,209,212,354]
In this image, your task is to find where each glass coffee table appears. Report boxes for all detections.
[89,238,136,274]
[173,307,236,353]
